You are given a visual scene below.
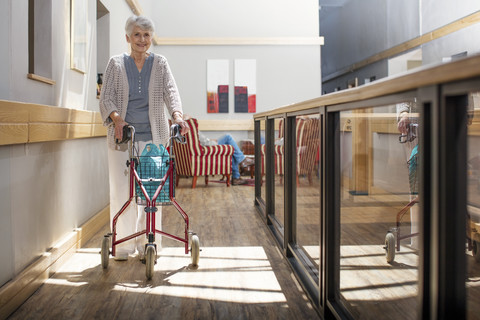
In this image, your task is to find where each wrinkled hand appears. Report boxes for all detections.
[110,111,128,141]
[397,113,410,135]
[174,118,190,136]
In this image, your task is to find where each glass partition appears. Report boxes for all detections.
[339,103,419,319]
[466,90,480,320]
[273,118,285,231]
[296,114,321,284]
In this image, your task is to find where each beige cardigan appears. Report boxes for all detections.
[99,53,183,150]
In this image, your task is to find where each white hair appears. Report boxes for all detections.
[125,15,155,36]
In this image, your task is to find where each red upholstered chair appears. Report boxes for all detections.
[261,117,319,185]
[171,118,235,188]
[296,118,320,185]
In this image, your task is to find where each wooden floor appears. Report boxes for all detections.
[7,176,319,320]
[339,191,419,320]
[8,173,480,319]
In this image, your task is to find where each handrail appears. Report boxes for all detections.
[255,54,480,118]
[0,100,106,145]
[0,100,262,146]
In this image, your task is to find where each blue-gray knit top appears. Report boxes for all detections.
[124,53,154,141]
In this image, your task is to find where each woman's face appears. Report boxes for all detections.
[126,26,152,55]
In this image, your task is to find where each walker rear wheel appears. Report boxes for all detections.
[190,235,200,266]
[101,236,110,269]
[385,232,396,263]
[145,245,156,280]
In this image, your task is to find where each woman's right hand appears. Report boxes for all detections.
[110,111,128,141]
[397,112,410,135]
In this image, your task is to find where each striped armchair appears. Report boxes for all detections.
[171,118,235,188]
[261,117,320,185]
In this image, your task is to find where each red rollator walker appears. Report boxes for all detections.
[100,124,200,279]
[384,122,419,263]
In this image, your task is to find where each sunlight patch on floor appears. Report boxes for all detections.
[142,246,286,303]
[54,246,287,304]
[45,278,89,287]
[302,245,320,266]
[340,244,418,301]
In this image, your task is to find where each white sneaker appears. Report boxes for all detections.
[114,252,129,261]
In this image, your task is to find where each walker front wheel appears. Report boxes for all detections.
[190,234,200,266]
[145,245,156,280]
[385,232,396,263]
[101,235,110,269]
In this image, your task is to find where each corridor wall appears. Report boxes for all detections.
[0,0,113,287]
[320,0,480,93]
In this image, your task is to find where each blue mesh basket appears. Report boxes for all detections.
[135,144,172,203]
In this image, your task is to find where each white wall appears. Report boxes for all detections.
[97,14,110,74]
[0,0,115,286]
[148,0,321,120]
[152,0,318,38]
[320,0,420,92]
[8,0,54,105]
[160,45,321,121]
[0,0,102,111]
[320,0,480,93]
[0,0,10,99]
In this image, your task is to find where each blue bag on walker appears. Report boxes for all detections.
[407,144,418,194]
[136,143,170,203]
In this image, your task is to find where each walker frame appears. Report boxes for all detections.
[101,124,199,279]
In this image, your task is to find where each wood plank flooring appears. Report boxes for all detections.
[8,173,480,319]
[7,177,319,320]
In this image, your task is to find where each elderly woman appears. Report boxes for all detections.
[100,15,188,261]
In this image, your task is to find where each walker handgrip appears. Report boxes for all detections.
[170,124,187,144]
[115,125,133,144]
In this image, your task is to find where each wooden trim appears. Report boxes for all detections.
[196,119,280,131]
[0,100,106,146]
[197,119,254,131]
[153,36,324,46]
[0,124,29,144]
[323,10,480,82]
[27,73,56,85]
[125,0,143,15]
[341,112,480,136]
[0,206,110,319]
[28,123,103,143]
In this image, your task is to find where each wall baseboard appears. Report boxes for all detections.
[0,205,110,319]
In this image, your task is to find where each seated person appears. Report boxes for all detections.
[198,131,254,185]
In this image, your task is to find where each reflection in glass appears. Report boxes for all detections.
[339,104,419,319]
[296,114,321,284]
[466,90,480,320]
[260,120,266,203]
[274,118,285,230]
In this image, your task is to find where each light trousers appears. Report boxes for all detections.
[108,140,162,256]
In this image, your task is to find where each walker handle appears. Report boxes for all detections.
[170,124,187,144]
[115,125,135,144]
